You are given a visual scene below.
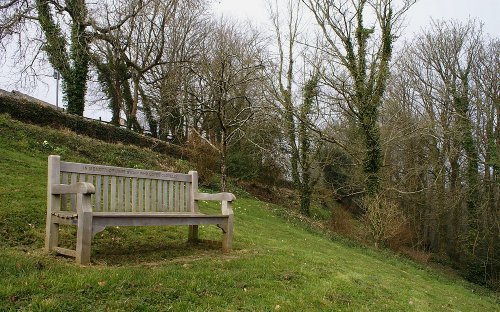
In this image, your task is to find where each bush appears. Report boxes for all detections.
[361,195,411,249]
[184,135,219,186]
[0,92,184,158]
[227,141,283,185]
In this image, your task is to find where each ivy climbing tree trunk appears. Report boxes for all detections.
[453,77,480,240]
[304,0,415,196]
[36,0,89,116]
[269,0,303,189]
[92,45,129,126]
[269,1,323,216]
[298,76,320,216]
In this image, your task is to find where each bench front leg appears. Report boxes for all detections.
[45,194,61,252]
[194,191,235,251]
[45,155,61,252]
[221,200,234,252]
[76,193,93,265]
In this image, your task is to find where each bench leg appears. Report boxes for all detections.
[222,215,233,252]
[45,214,59,252]
[188,225,199,243]
[76,194,93,265]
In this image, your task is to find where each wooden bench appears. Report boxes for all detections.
[45,155,235,265]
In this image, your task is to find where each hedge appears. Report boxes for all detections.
[0,92,185,158]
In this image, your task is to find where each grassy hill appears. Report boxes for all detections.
[0,114,498,311]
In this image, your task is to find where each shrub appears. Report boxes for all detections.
[361,195,410,249]
[184,135,219,186]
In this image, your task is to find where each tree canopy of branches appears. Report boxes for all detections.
[0,0,159,115]
[268,0,323,216]
[385,19,499,286]
[303,0,415,196]
[189,20,266,191]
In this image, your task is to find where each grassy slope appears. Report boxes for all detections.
[0,114,498,311]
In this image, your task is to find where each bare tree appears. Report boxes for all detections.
[303,0,415,196]
[92,43,130,125]
[189,19,266,191]
[142,0,209,142]
[269,0,301,186]
[391,19,499,286]
[0,0,149,115]
[92,0,179,130]
[268,0,323,215]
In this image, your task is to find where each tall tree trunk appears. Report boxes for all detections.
[304,0,401,197]
[111,78,122,126]
[298,75,319,216]
[140,88,158,137]
[361,112,382,195]
[93,52,125,126]
[221,132,228,192]
[453,78,480,249]
[37,0,89,116]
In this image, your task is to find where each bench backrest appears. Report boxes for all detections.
[49,156,198,213]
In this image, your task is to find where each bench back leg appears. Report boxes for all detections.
[188,225,199,242]
[76,193,93,265]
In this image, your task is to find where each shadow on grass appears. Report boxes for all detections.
[91,241,223,266]
[55,226,238,267]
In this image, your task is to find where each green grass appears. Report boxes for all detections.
[0,114,498,311]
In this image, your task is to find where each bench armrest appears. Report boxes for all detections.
[195,192,235,202]
[194,192,235,216]
[52,182,96,195]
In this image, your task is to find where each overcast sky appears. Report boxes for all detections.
[214,0,499,37]
[1,0,498,120]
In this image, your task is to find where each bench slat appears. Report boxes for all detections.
[138,179,144,212]
[79,173,86,184]
[131,178,137,212]
[71,174,77,211]
[103,176,109,211]
[118,177,125,212]
[86,175,94,208]
[157,180,163,212]
[151,180,156,212]
[179,182,185,212]
[95,175,101,212]
[110,176,116,212]
[185,183,190,212]
[61,172,68,210]
[163,181,168,211]
[145,179,150,212]
[60,162,191,182]
[125,178,130,212]
[168,181,174,211]
[174,181,181,211]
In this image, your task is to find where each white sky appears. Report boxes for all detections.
[214,0,500,37]
[1,0,498,120]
